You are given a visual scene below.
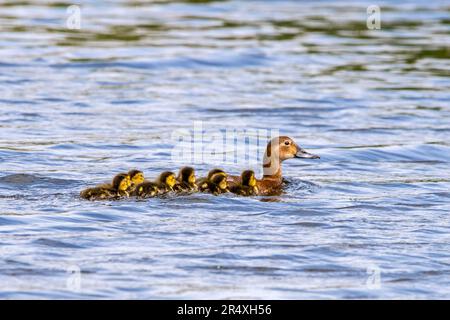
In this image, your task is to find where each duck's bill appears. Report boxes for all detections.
[295,148,320,159]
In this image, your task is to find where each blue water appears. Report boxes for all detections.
[1,0,450,299]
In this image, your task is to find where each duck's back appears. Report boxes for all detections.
[230,185,258,196]
[133,181,158,197]
[80,185,115,200]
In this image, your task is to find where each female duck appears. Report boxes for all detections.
[228,136,319,196]
[80,173,130,200]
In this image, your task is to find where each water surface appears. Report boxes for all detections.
[1,0,450,299]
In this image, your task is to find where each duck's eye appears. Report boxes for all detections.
[284,141,290,146]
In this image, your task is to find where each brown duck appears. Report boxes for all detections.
[228,136,319,196]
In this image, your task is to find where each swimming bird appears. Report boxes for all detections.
[175,166,198,192]
[80,173,130,200]
[230,170,258,196]
[156,171,177,193]
[132,181,159,198]
[202,172,229,195]
[228,136,319,195]
[127,169,145,193]
[198,169,227,192]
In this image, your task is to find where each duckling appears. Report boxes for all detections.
[175,166,198,192]
[230,170,259,196]
[198,168,227,192]
[127,169,145,193]
[156,171,177,193]
[132,181,159,198]
[80,173,130,201]
[203,173,229,196]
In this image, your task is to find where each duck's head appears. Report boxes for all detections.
[112,173,130,192]
[207,168,227,180]
[265,136,320,161]
[178,166,196,185]
[211,174,228,190]
[263,136,319,177]
[241,170,257,187]
[158,171,177,188]
[128,170,145,186]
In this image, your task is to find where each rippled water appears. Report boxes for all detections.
[1,0,450,299]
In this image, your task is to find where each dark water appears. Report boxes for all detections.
[1,0,450,299]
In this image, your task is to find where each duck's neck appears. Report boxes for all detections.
[262,158,283,184]
[262,141,283,185]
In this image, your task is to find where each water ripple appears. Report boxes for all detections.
[0,0,449,299]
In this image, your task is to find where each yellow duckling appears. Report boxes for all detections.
[127,169,145,193]
[132,181,159,198]
[80,173,130,200]
[198,168,227,192]
[230,170,259,196]
[156,171,177,193]
[203,173,229,196]
[175,166,198,192]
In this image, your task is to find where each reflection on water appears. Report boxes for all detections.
[1,0,450,299]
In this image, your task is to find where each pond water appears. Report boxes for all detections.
[0,0,449,299]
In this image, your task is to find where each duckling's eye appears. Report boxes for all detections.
[284,141,290,146]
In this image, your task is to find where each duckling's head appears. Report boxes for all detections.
[128,170,145,186]
[207,168,227,180]
[178,167,196,184]
[121,172,132,188]
[112,173,130,192]
[211,173,228,190]
[159,171,177,188]
[241,170,257,187]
